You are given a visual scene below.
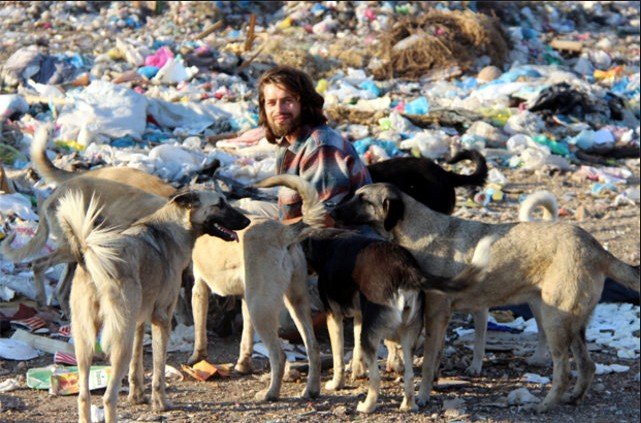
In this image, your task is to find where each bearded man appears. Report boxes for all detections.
[257,66,371,225]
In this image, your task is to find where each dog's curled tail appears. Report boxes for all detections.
[1,195,50,263]
[56,190,125,353]
[445,149,488,188]
[31,124,76,184]
[423,235,495,292]
[518,190,558,222]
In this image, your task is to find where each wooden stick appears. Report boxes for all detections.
[195,20,224,40]
[244,14,257,52]
[550,39,583,52]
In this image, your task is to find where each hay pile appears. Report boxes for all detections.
[372,9,510,80]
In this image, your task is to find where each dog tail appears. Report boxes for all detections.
[444,149,488,188]
[1,195,51,262]
[56,190,125,353]
[422,235,495,292]
[518,190,558,222]
[31,124,76,184]
[603,255,640,294]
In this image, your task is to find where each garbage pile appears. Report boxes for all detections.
[0,0,639,389]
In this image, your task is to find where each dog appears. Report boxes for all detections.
[187,185,326,402]
[1,125,176,310]
[384,189,560,375]
[2,177,168,312]
[367,149,488,215]
[57,188,250,423]
[331,183,639,413]
[256,174,494,413]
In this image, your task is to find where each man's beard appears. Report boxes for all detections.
[268,113,302,138]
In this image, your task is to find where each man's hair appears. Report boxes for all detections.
[257,66,327,144]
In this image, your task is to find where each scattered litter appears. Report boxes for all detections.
[0,338,39,360]
[507,387,540,405]
[181,360,230,382]
[0,378,21,393]
[522,373,551,385]
[26,365,111,395]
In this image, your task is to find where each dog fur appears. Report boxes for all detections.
[58,189,250,423]
[256,174,494,413]
[367,149,488,215]
[1,125,176,310]
[331,183,639,413]
[2,177,168,311]
[188,177,325,402]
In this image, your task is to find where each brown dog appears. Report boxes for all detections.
[331,183,639,413]
[58,189,250,423]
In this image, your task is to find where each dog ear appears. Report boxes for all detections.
[383,197,404,231]
[171,191,201,209]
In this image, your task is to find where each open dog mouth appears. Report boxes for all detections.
[209,222,239,242]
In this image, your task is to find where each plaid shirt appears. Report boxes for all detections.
[275,124,371,220]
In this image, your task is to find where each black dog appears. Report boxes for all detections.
[367,150,487,214]
[299,228,490,413]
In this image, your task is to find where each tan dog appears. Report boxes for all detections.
[188,181,325,401]
[58,189,250,423]
[331,183,639,413]
[384,189,560,377]
[2,125,176,310]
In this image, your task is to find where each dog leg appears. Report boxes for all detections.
[55,262,76,318]
[399,326,419,412]
[356,331,383,414]
[536,318,571,413]
[350,313,367,380]
[564,325,595,405]
[325,311,345,391]
[250,299,285,401]
[284,286,321,398]
[235,298,254,374]
[103,327,135,423]
[385,339,404,374]
[188,277,210,365]
[150,316,173,412]
[70,273,97,423]
[526,300,550,366]
[128,324,146,404]
[417,294,451,407]
[467,308,488,376]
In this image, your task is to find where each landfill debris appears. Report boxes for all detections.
[181,360,230,382]
[0,377,21,393]
[26,365,111,395]
[0,338,39,361]
[507,387,540,405]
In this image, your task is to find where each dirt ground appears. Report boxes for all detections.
[1,160,639,422]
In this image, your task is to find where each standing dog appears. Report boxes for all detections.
[188,186,326,401]
[57,189,250,423]
[331,183,639,413]
[256,175,494,413]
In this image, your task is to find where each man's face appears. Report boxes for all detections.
[263,83,302,140]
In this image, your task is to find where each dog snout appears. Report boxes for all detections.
[227,206,251,230]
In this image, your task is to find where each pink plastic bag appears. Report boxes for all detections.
[145,46,174,68]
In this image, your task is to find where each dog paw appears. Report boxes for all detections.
[416,392,430,408]
[255,389,278,402]
[151,396,172,412]
[399,398,418,412]
[561,392,582,405]
[187,351,207,366]
[300,386,320,399]
[325,379,344,391]
[356,400,376,414]
[464,363,482,376]
[350,362,367,379]
[234,360,253,375]
[127,390,147,405]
